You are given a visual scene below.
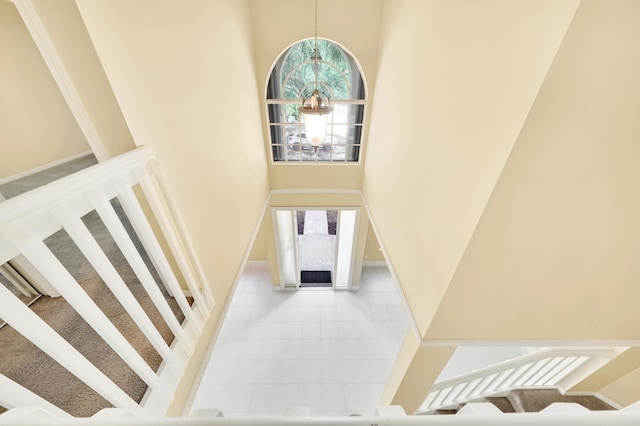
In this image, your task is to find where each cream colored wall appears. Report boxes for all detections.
[424,0,640,342]
[75,0,269,414]
[363,0,580,337]
[248,213,270,261]
[599,365,640,408]
[381,332,455,414]
[571,348,640,401]
[0,1,89,181]
[31,0,134,158]
[364,223,384,262]
[249,0,383,190]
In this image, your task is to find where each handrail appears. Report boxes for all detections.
[1,409,640,425]
[418,347,621,414]
[0,146,211,417]
[0,147,151,264]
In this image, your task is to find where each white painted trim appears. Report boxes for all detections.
[12,0,109,161]
[419,340,640,347]
[244,260,271,267]
[270,188,362,194]
[363,260,388,268]
[0,150,93,185]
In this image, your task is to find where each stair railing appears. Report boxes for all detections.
[0,146,213,417]
[418,347,621,414]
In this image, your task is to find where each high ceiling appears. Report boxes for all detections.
[5,0,640,345]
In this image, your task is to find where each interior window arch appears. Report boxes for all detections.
[267,39,366,163]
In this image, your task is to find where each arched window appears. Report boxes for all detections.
[267,39,366,162]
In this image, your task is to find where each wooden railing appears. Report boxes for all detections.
[0,146,213,417]
[418,347,621,414]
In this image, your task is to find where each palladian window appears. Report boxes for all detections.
[266,39,366,162]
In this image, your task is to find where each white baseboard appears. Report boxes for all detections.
[0,150,94,185]
[363,260,387,268]
[245,260,270,266]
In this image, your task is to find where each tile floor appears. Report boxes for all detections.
[190,262,411,417]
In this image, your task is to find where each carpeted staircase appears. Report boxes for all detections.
[434,389,616,414]
[0,157,186,417]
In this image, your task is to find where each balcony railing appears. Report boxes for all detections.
[0,146,213,417]
[418,347,621,414]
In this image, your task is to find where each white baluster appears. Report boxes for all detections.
[2,227,171,403]
[51,205,184,378]
[132,169,208,317]
[88,192,195,354]
[149,159,214,309]
[0,279,144,415]
[112,178,203,328]
[0,374,71,418]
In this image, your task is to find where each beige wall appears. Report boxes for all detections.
[599,365,640,408]
[571,348,640,405]
[75,0,270,413]
[249,0,383,190]
[248,213,270,261]
[363,0,580,337]
[0,1,89,181]
[424,0,640,341]
[364,223,384,262]
[31,0,135,158]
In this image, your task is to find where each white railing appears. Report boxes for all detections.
[0,146,213,417]
[1,404,640,424]
[418,347,621,414]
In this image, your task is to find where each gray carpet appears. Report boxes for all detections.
[0,155,187,417]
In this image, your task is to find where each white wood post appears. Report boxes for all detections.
[112,179,203,328]
[51,205,184,377]
[2,227,171,403]
[148,160,215,309]
[132,170,207,320]
[0,279,145,415]
[88,192,195,355]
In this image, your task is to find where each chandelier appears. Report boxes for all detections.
[298,0,333,153]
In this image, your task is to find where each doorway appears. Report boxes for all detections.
[273,208,359,289]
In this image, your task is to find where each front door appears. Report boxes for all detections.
[272,208,359,289]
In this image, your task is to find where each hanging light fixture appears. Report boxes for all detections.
[298,0,333,154]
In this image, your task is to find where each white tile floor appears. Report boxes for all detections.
[190,262,411,417]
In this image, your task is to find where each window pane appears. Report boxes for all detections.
[301,145,316,162]
[267,38,364,163]
[347,145,360,162]
[330,104,347,124]
[272,145,286,161]
[267,104,283,123]
[332,145,346,161]
[347,104,365,124]
[287,144,302,161]
[285,124,304,144]
[317,146,332,161]
[270,125,284,144]
[328,125,348,145]
[348,125,363,145]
